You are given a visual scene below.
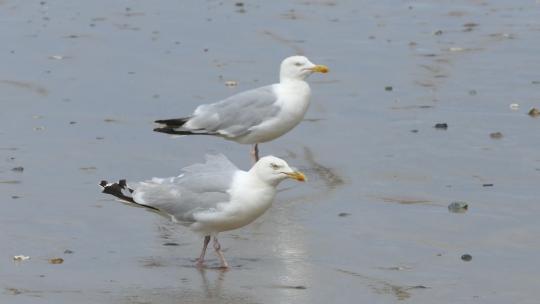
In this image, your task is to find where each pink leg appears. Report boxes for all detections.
[213,236,229,269]
[251,144,260,164]
[196,235,211,267]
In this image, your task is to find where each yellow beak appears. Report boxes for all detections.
[284,171,307,182]
[310,65,329,73]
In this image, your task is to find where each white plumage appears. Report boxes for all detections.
[154,55,329,161]
[100,154,305,268]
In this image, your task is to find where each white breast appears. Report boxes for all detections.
[237,81,311,144]
[190,171,276,234]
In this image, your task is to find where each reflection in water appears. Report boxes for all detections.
[267,146,346,303]
[118,267,258,304]
[269,196,313,304]
[198,267,227,299]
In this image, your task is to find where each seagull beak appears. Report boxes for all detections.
[309,65,329,73]
[283,171,307,182]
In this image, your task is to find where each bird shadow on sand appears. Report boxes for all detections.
[278,146,345,203]
[336,268,429,301]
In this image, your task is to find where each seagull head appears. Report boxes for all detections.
[251,156,306,186]
[279,55,329,82]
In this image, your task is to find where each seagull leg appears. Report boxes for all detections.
[213,236,229,269]
[251,144,260,163]
[196,235,211,267]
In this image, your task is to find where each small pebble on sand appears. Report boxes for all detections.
[528,107,540,117]
[434,123,448,129]
[490,132,503,139]
[461,254,472,262]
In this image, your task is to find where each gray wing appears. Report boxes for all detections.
[186,85,281,137]
[129,154,239,223]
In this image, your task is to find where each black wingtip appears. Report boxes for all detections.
[100,179,135,202]
[118,179,127,188]
[153,127,216,136]
[99,179,158,211]
[154,127,192,135]
[153,127,175,134]
[154,117,190,127]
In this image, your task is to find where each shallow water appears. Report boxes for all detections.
[1,0,540,303]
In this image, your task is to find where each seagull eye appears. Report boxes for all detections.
[270,163,280,170]
[294,62,303,67]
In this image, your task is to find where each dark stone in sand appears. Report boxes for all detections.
[461,254,472,262]
[528,107,540,117]
[448,201,468,213]
[490,132,503,139]
[163,242,180,246]
[434,123,448,129]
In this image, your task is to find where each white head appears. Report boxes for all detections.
[250,156,306,187]
[279,55,329,82]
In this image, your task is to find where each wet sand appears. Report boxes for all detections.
[1,0,540,303]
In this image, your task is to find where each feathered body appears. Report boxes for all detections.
[100,154,306,268]
[153,56,328,160]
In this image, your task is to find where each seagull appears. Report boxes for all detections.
[154,56,329,163]
[99,154,306,269]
